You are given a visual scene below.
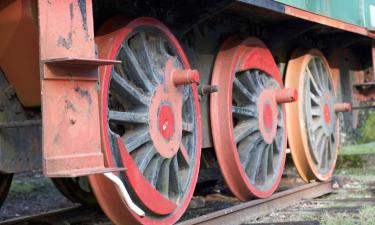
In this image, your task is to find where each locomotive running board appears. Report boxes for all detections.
[38,0,121,177]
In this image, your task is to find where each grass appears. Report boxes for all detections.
[320,205,375,225]
[339,142,375,156]
[9,180,37,193]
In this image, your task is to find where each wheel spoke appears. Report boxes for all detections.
[170,156,182,197]
[306,67,322,95]
[121,43,155,92]
[311,106,320,117]
[232,106,256,118]
[108,110,148,124]
[179,143,190,165]
[254,70,265,88]
[234,120,258,143]
[156,158,172,197]
[310,93,320,105]
[268,142,275,174]
[314,129,324,164]
[277,107,284,128]
[238,136,255,167]
[318,61,328,90]
[132,144,156,173]
[311,119,323,131]
[241,71,261,94]
[233,77,257,103]
[274,127,283,150]
[257,144,270,183]
[318,134,327,167]
[111,71,150,105]
[321,136,329,169]
[311,59,325,90]
[182,121,194,133]
[123,127,150,152]
[144,155,164,187]
[248,141,267,182]
[318,60,330,90]
[139,32,161,83]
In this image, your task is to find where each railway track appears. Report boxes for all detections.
[178,181,333,225]
[0,181,332,225]
[0,206,104,225]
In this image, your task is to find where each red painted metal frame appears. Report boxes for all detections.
[0,0,40,107]
[89,16,201,225]
[210,36,287,200]
[284,5,375,38]
[38,0,119,177]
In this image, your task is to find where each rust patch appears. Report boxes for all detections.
[78,0,89,40]
[74,86,92,105]
[57,3,74,49]
[65,99,76,111]
[57,33,73,50]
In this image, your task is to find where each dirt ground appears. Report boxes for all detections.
[0,171,75,220]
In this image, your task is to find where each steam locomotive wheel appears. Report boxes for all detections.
[52,177,96,205]
[285,49,339,182]
[0,173,12,208]
[89,17,201,225]
[211,37,287,200]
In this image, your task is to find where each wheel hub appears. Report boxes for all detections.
[158,104,175,140]
[323,104,330,124]
[263,104,273,129]
[319,92,335,135]
[258,90,278,144]
[148,59,183,159]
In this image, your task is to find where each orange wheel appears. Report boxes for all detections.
[285,49,339,182]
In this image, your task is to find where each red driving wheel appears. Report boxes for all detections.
[211,37,288,200]
[89,17,201,225]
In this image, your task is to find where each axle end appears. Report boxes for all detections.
[275,88,298,104]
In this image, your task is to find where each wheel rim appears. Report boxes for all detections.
[90,17,201,225]
[285,49,339,182]
[211,37,287,200]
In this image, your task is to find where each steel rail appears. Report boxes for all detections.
[0,206,103,225]
[178,181,333,225]
[0,182,332,225]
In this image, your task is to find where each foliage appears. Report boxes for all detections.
[360,111,375,144]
